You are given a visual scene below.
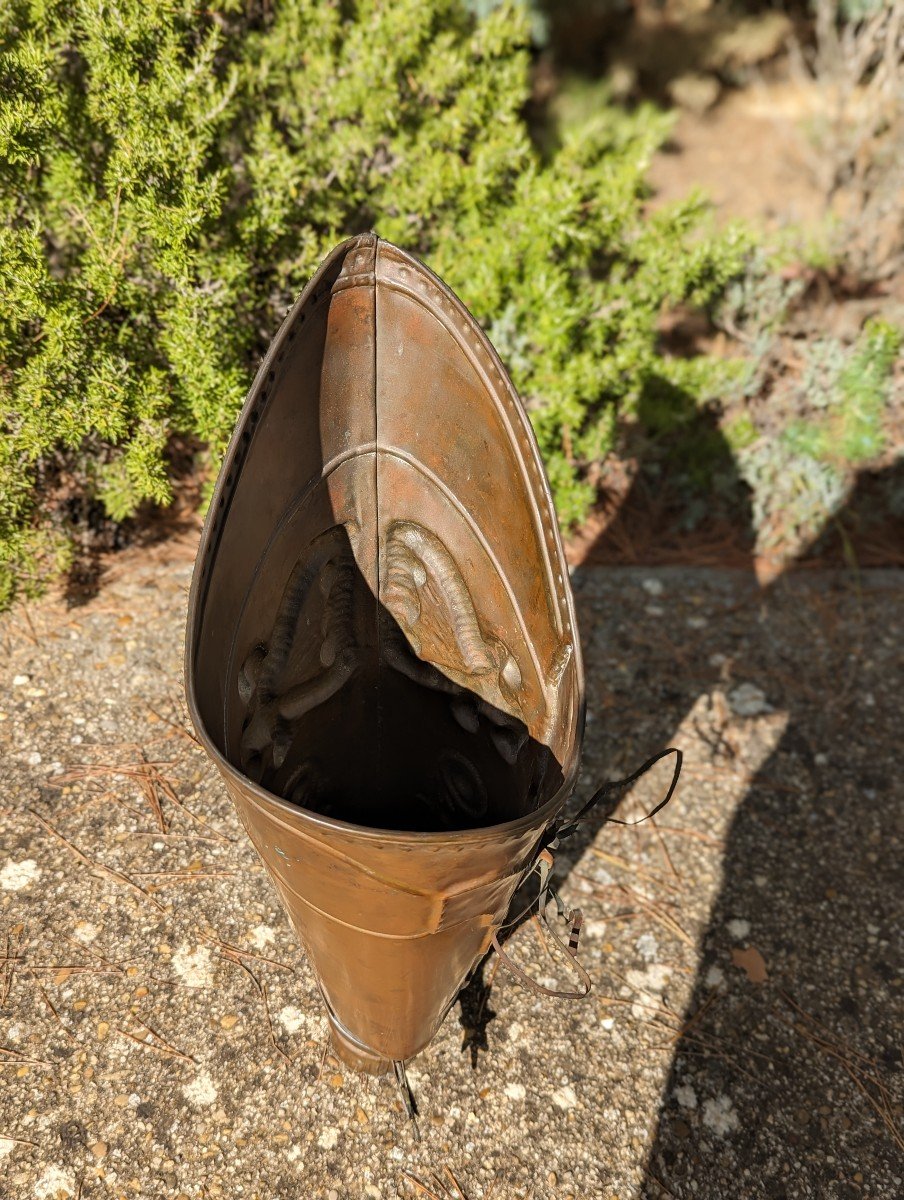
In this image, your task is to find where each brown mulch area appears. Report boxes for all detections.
[564,463,904,584]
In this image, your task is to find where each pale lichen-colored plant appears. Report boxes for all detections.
[796,0,904,276]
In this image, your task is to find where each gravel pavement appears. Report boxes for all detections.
[1,532,901,1199]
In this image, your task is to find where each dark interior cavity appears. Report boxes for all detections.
[231,527,563,832]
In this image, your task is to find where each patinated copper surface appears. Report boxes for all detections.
[184,233,585,1072]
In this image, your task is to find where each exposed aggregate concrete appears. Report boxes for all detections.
[0,536,901,1199]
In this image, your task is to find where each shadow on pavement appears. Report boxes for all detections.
[636,459,904,1197]
[559,447,903,1196]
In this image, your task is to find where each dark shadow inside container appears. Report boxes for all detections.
[231,525,563,833]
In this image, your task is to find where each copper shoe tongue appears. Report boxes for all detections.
[184,233,584,1074]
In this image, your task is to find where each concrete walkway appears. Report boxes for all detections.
[1,534,901,1199]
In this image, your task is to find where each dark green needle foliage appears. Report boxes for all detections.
[0,0,747,605]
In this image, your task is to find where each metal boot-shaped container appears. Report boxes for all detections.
[185,234,585,1076]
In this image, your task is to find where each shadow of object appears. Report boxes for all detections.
[803,461,904,569]
[456,389,758,1059]
[555,383,756,887]
[568,374,756,569]
[637,457,904,1196]
[458,956,498,1070]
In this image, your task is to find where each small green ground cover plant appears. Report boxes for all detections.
[720,252,902,558]
[0,0,748,605]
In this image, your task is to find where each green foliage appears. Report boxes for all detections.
[723,413,758,452]
[835,0,889,21]
[785,319,900,466]
[0,0,241,598]
[465,0,549,45]
[736,318,900,555]
[0,0,747,603]
[835,319,901,462]
[735,437,848,554]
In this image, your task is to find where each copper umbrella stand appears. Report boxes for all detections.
[184,234,679,1130]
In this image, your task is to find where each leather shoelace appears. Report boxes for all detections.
[491,747,683,999]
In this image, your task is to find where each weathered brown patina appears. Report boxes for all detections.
[184,233,585,1076]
